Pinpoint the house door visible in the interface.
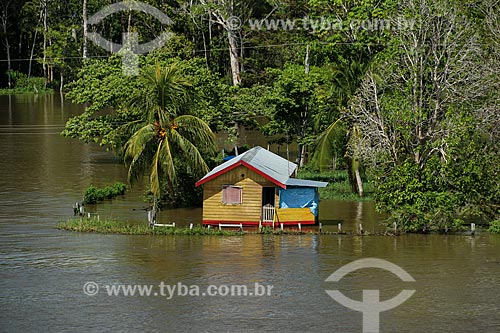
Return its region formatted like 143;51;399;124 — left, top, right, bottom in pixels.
262;187;275;223
262;187;275;206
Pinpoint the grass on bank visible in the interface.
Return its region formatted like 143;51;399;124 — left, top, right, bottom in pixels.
58;218;338;236
299;169;374;201
58;218;243;236
0;88;53;95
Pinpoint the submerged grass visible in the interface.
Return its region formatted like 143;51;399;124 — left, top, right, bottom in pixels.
58;218;244;236
58;218;354;236
298;169;374;201
0;88;53;95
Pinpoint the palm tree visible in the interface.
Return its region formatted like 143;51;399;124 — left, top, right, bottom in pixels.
123;64;216;201
313;59;369;197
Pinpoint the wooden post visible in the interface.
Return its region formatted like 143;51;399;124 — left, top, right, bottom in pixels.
393;222;397;235
471;223;476;236
280;223;284;231
207;225;211;230
298;223;302;232
359;224;363;235
338;223;342;234
319;222;322;234
189;223;193;230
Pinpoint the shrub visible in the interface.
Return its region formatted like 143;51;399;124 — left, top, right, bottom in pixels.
83;182;127;204
488;219;500;234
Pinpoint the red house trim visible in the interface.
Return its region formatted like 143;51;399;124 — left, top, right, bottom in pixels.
195;162;241;187
202;220;316;226
195;160;287;188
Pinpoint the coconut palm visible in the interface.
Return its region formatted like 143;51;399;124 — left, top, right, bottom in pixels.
313;59;369;196
123;64;216;200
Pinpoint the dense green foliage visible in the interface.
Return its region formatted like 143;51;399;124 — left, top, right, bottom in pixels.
298;169;373;201
489;219;500;234
3;0;499;232
83;182;127;204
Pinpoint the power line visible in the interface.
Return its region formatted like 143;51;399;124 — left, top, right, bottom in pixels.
0;41;381;63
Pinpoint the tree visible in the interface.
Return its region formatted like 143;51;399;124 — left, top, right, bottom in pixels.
123;64;217;201
347;0;499;231
262;63;331;167
0;0;23;87
313;59;370;196
348;0;487;168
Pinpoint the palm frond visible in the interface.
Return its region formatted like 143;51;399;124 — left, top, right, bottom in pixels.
143;64;192;126
174;115;217;155
157;137;176;195
150;141;163;199
169;128;210;176
312;118;346;172
123;124;155;183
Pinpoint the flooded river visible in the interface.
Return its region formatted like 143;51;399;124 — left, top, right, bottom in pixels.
1;94;499;332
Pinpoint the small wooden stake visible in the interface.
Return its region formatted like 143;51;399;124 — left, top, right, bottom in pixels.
298;223;302;232
319;222;322;234
471;223;476;236
189;223;193;230
338;223;342;233
359;224;363;235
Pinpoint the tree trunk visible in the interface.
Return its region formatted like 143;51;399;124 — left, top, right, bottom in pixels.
82;0;87;59
354;163;364;197
227;29;240;86
297;45;311;168
28;9;43;78
1;15;11;88
42;0;47;87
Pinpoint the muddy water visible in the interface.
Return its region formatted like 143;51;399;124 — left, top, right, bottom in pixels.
1;94;499;332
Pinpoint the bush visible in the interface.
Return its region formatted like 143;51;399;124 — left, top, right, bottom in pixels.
7;70;47;92
83;182;127;204
488;219;500;234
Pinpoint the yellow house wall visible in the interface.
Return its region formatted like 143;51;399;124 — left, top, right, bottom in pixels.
202;165;279;222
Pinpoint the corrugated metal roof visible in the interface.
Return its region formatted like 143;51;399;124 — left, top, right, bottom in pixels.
285;178;328;188
196;146;297;187
196;146;328;189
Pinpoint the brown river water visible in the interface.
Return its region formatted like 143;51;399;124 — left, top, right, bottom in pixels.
0;94;499;332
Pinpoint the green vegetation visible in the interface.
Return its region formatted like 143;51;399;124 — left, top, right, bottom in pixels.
58;218;326;236
3;0;499;233
0;71;51;95
83;182;127;204
58;218;244;236
122;64;216;203
299;170;373;201
489;219;500;234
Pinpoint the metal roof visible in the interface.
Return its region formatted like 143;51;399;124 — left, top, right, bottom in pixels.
285;178;328;188
195;146;328;189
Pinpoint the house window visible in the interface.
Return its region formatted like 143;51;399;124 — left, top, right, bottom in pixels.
222;185;242;204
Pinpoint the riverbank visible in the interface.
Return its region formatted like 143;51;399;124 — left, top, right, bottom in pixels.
58;218;355;236
58;218;492;236
0;88;53;95
299;170;374;201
